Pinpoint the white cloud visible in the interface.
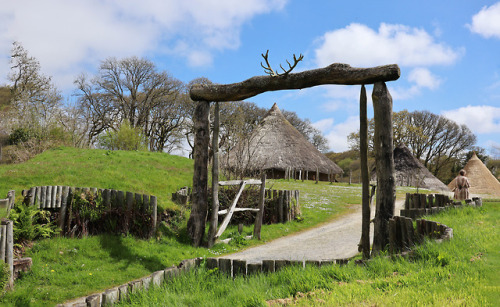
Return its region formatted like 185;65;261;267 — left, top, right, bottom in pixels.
313;116;359;152
315;23;462;68
468;2;500;39
408;67;442;90
0;0;287;89
442;105;500;134
313;23;462;102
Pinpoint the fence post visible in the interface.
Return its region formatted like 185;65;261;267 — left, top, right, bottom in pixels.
253;173;266;240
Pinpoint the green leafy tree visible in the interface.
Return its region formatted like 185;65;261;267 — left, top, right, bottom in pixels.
98;119;147;151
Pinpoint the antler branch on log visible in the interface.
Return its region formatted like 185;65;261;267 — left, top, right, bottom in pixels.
190;63;400;102
261;50;304;77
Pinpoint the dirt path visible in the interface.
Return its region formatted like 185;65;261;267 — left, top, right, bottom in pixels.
225;200;405;264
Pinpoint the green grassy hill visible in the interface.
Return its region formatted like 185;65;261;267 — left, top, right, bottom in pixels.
0;146;194;210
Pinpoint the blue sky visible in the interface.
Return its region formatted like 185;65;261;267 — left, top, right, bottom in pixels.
1;0;499;155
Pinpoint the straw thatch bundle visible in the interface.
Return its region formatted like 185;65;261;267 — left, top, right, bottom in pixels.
372;144;450;191
448;152;500;197
224;103;342;181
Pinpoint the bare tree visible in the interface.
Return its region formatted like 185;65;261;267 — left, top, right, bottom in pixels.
74;56;185;151
348;110;476;177
8;41;62;133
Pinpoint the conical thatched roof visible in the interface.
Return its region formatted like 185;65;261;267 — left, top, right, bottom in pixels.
372;144;450;191
448;153;500;197
225;103;342;177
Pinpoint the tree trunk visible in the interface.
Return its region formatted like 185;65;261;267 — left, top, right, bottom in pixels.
207;102;220;248
359;85;371;259
187;100;211;247
371;82;396;256
190;64;400;102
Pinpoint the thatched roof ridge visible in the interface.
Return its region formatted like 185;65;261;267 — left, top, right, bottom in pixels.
448;152;500;197
372;144;449;191
226;103;342;175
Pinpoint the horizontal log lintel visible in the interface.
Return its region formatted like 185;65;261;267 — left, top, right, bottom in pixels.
190;63;400;102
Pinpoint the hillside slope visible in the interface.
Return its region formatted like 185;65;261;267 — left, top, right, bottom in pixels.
0;146;193;210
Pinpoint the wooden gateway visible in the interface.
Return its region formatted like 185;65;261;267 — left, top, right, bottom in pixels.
188;55;400;257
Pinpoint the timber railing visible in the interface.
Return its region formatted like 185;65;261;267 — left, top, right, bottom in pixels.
400;193;482;219
23;186;157;238
0;219;13;289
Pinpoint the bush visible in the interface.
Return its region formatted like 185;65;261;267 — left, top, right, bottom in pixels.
8;128;32;145
9;204;58;244
98;120;147;151
0;261;9;294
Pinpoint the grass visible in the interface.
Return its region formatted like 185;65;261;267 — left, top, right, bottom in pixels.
0;147;370;305
115;201;499;306
0;146;194;211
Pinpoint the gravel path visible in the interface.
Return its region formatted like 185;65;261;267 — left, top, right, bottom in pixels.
225;200;405;264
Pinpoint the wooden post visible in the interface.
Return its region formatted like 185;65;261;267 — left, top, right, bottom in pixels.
253;173;266;240
371;82;396;256
188;100;210;247
359;84;371;259
4;220;13;288
150;195;157;237
46;186;52;209
59;186;69;232
208;102;220;248
40;186;46;209
51;186;57;208
0;224;5;262
316;167;319;184
278;190;284;223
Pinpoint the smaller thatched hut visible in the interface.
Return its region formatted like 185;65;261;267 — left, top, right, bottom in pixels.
224;103;342;181
448;152;500;197
372;144;449;191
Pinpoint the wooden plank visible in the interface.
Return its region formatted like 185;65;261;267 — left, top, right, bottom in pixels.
218;208;260;215
0;225;5;261
215;181;247;238
150;195;157;236
46;186;52;209
29;187;35;206
40;186;46;209
55;186;62;208
219;179;262;186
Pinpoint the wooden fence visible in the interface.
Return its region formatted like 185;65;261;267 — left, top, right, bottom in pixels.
264;189;300;223
389;216;453;254
23;186;157;238
0;219;13;289
400;193;482;219
0;190;15;216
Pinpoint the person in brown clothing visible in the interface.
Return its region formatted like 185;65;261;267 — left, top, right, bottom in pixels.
453;169;470;200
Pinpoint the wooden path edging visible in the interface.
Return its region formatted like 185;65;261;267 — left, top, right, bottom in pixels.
56;211;457;306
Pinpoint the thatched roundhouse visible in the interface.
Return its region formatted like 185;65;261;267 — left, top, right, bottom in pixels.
448;152;500;197
224;103;342;181
372;144;450;191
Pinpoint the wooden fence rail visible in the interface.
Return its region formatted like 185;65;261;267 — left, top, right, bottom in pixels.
23;186;157;238
400;193;482;219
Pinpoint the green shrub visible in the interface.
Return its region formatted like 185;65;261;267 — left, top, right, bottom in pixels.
8;128;33;145
9;204;58;244
98;120;147;151
0;261;9;294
